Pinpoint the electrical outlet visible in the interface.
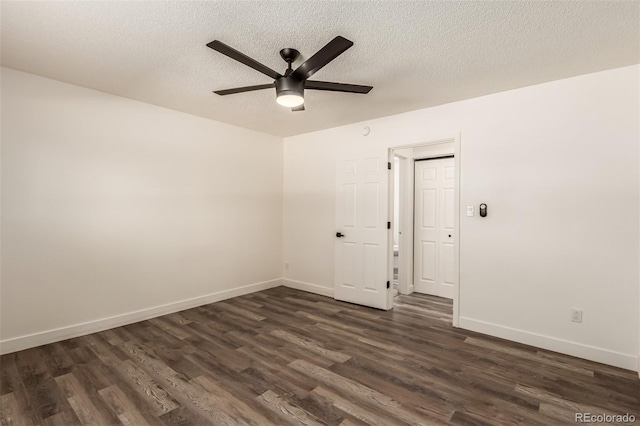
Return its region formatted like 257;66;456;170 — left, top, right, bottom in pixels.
571;309;583;323
284;262;289;270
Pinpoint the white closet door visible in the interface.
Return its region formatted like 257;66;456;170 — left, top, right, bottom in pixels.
414;157;455;298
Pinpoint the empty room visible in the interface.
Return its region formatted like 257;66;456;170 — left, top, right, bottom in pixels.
1;1;639;425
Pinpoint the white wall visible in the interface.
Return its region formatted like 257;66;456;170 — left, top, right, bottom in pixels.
283;65;640;370
1;68;284;352
281;135;339;297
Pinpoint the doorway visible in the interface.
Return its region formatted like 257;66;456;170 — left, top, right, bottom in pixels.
389;136;460;325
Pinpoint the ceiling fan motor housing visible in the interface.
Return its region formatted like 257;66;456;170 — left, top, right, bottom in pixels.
275;76;304;98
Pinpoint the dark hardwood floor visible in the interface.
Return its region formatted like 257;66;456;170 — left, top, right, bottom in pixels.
1;286;638;425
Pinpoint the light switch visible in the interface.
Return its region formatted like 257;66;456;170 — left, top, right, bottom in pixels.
466;205;474;217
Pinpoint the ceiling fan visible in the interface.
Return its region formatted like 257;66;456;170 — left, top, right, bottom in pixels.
207;36;373;111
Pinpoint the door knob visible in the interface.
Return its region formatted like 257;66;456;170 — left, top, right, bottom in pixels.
448;234;452;238
336;232;345;238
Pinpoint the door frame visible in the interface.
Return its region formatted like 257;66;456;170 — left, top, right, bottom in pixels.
393;153;413;296
388;134;461;327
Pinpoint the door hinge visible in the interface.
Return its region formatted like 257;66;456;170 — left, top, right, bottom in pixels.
388;162;391;170
386;281;390;289
387;221;391;229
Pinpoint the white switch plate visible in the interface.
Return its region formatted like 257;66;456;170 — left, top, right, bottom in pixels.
466;205;474;217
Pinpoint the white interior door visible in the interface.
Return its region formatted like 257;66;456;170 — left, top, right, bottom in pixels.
413;157;455;298
335;153;389;310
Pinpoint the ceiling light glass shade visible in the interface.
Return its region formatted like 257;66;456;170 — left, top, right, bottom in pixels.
276;94;304;107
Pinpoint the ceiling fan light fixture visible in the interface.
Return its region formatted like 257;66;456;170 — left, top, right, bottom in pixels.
275;76;304;107
276;93;304;107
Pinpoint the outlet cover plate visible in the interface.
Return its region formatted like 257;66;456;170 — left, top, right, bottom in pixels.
571;309;583;323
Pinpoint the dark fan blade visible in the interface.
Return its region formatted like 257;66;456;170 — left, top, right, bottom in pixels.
213;83;275;96
291;36;353;81
291;104;305;112
305;80;372;94
207;40;282;80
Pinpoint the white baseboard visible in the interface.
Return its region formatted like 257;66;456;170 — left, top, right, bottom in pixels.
282;279;334;298
0;278;282;355
459;316;638;372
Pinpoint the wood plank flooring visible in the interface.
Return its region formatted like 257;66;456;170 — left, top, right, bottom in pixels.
1;287;638;425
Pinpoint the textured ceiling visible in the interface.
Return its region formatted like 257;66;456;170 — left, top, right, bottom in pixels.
1;1;638;137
